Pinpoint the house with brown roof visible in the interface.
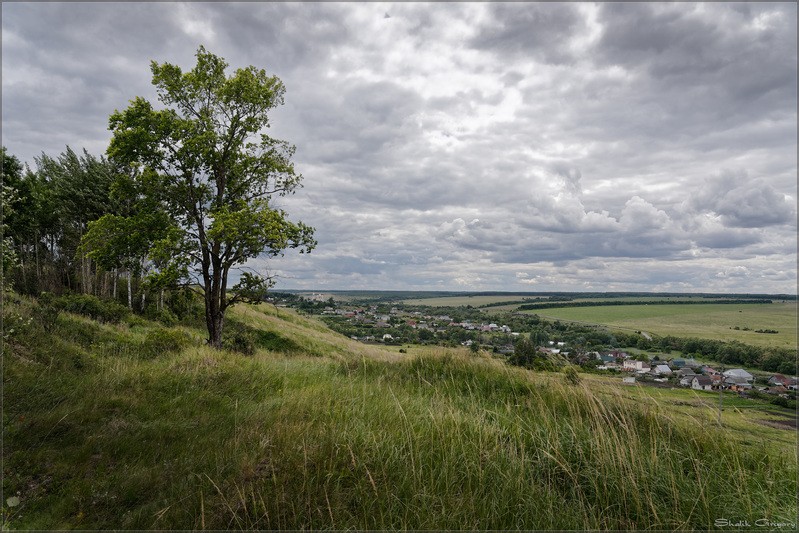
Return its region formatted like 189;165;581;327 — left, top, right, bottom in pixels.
691;376;713;391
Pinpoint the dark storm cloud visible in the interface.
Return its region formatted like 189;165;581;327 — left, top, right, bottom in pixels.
468;2;584;64
200;2;351;74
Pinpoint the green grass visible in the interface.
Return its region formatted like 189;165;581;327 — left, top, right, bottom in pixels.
523;302;797;348
3;293;796;530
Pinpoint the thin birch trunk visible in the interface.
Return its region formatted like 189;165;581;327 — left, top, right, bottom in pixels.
127;271;132;310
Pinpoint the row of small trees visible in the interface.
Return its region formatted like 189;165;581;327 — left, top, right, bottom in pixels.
2;47;315;347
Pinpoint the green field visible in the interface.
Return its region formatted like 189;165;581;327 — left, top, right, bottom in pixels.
401;295;541;307
523;302;797;348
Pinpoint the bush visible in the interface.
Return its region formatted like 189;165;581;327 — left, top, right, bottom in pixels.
139;328;191;359
747;389;767;400
144;305;178;326
564;365;582;385
222;322;256;355
55;294;129;323
166;289;204;322
769;395;796;409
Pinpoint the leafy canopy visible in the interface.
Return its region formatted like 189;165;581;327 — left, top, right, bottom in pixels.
103;46;315;344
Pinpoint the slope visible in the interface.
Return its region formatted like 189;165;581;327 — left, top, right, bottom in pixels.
3;295;796;530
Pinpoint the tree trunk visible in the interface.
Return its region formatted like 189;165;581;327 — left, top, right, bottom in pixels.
159;289;164;311
206;300;225;348
127;271;132;310
113;269;117;300
204;258;228;348
141;290;146;312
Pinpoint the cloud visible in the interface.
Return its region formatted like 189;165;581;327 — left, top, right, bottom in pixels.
2;2;796;293
688;170;796;228
468;3;586;64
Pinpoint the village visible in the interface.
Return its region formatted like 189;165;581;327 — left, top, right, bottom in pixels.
277;294;798;401
578;347;798;398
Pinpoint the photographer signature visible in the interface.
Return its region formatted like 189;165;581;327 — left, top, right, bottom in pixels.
715;518;796;529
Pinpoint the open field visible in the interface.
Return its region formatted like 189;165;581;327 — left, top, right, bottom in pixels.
521;302;797;348
401;295;541;307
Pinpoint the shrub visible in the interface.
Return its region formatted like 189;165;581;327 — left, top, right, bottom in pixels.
166;289;204;322
144;305;178;326
222;322;256;355
140;328;191;359
55;294;129;323
35;293;61;332
769;395;795;409
564;365;582;385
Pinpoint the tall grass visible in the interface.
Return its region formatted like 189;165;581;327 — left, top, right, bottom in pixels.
3;293;796;529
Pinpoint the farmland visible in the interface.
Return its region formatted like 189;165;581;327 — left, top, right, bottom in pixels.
401;295;542;307
520;302;796;349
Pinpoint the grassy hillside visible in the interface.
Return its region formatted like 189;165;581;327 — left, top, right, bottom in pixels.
3;293;796;530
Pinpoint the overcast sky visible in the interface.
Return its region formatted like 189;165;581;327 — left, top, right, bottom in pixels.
3;2;797;293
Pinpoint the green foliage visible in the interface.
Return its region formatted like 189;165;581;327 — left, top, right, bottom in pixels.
143;305;178;326
564;365;581;385
1;150;24;288
231;272;274;304
507;338;557;371
106;46;316;347
221;321;256;355
139;328;191;359
221;318;304;356
54;294;130;323
769;395;796;409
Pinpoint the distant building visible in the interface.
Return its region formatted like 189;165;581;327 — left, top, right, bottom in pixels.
724;376;753;391
691;376;713;391
652;364;673;376
723;369;753;382
624;360;650;372
768;374;798;389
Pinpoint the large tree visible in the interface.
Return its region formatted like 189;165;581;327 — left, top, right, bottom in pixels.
107;46;315;347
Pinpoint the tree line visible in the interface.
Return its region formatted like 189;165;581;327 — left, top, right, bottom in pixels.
515;299;773;311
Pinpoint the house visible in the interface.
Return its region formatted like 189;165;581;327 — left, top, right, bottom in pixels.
677;368;696;386
683;358;700;368
622;376;636;384
652;364;673;376
671;358;686;369
691;376;713;391
724;376;752;391
599;354;616;364
768;374;799;389
381;334;394;342
624;360;650;372
723;368;753;381
700;365;720;376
